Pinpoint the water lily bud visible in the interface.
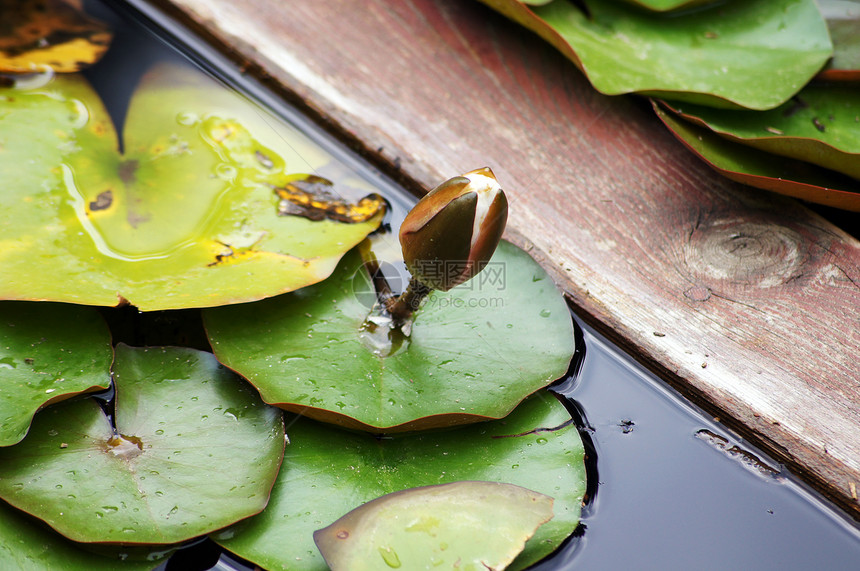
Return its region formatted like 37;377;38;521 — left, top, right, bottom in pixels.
399;167;508;291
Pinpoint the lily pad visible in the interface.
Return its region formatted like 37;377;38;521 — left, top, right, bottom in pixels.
0;501;158;570
203;240;574;432
0;0;112;73
0;61;384;310
616;0;718;11
0;345;285;544
479;0;832;109
213;392;586;571
314;481;554;571
1;301;112;447
653;100;860;211
817;0;860;80
660;86;860;180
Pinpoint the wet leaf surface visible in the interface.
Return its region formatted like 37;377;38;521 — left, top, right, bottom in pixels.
0;62;384;310
479;0;832;109
0;345;285;544
0;302;112;447
314;481;554;571
203;240;574;431
660;86;860;181
0;501;158;570
213;392;586;571
654;100;860;211
0;0;112;73
818;0;860;80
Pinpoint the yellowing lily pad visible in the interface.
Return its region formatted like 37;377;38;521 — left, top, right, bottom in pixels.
0;0;112;73
0;62;384;310
203;241;574;432
0;345;285;544
653;100;860;211
479;0;832;109
314;481;554;571
213;392;586;571
1;301;112;447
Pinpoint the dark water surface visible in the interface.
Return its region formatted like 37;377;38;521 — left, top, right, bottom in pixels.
540;320;860;570
44;1;860;568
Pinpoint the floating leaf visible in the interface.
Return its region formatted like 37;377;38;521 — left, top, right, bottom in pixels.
653;100;860;211
0;345;285;544
478;0;832;109
0;62;384;310
204;240;574;432
817;0;860;80
214;392;586;571
0;501;158;570
0;302;112;447
314;481;554;571
0;0;112;73
615;0;718;11
660;87;860;180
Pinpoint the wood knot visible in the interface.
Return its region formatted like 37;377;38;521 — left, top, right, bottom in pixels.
684;285;712;302
684;220;806;289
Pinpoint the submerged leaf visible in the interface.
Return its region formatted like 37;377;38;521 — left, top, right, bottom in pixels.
203;241;574;432
660;85;860;181
0;62;384;310
0;0;112;73
0;345;285;544
314;481;554;571
0;302;112;447
479;0;832;109
213;392;586;571
653;100;860;211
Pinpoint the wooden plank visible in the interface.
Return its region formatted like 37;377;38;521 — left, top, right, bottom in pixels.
143;0;860;516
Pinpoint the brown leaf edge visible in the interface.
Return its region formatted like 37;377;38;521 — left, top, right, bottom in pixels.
653;99;860;212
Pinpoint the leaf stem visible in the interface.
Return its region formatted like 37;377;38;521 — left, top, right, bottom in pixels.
385;277;432;328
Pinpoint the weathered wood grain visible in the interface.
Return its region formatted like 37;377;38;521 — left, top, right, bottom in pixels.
145;0;860;515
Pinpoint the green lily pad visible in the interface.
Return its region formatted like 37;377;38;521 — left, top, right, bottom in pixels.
660;86;860;180
314;481;554;571
203;240;574;432
213;392;586;571
1;301;112;447
479;0;832;109
0;501;158;570
0;345;285;544
524;0;716;11
818;0;860;80
0;62;384;310
653;100;860;211
616;0;718;11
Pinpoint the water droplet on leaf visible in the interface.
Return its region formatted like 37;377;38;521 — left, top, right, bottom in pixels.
378;546;401;568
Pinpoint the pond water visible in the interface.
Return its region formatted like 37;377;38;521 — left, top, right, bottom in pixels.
541;320;860;570
9;0;860;568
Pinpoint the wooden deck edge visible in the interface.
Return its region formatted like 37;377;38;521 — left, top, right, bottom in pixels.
140;0;860;518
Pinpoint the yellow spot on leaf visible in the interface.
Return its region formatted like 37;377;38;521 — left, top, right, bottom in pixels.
0;0;113;74
274;175;387;223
